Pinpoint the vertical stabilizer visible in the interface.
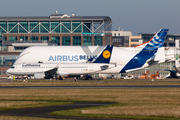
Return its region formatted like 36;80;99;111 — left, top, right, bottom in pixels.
121;29;168;73
92;45;113;63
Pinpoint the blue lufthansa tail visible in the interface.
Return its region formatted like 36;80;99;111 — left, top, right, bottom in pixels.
91;45;113;64
120;29;168;73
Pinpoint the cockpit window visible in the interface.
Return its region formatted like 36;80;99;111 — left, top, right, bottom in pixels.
10;66;15;68
38;61;43;63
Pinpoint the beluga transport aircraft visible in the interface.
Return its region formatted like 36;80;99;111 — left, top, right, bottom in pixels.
6;29;168;79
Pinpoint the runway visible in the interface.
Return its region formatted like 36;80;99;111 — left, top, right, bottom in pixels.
1;85;180;89
0;78;11;82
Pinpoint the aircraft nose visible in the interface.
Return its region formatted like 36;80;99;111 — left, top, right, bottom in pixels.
6;68;11;75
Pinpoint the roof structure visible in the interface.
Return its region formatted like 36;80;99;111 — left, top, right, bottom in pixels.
0;14;112;22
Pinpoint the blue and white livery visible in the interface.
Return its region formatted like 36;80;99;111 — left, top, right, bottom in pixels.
120;29;168;73
6;29;168;79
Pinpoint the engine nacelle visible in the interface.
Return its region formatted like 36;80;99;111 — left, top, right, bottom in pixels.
57;72;69;77
34;72;45;79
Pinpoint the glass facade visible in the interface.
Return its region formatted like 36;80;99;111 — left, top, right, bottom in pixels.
51;36;60;45
41;36;49;41
72;22;81;33
30;36;38;41
83;36;92;45
19;22;28;33
19;36;28;41
83;23;91;33
51;22;60;33
0;55;18;66
94;36;102;45
73;36;81;46
106;36;111;45
30;22;39;33
0;17;112;49
0;22;7;34
9;36;17;41
62;22;71;33
62;36;70;46
0;55;18;75
0;32;2;50
9;22;18;33
142;36;151;42
0;21;111;34
14;47;28;51
41;22;49;33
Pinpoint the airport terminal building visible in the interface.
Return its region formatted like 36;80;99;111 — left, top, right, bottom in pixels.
0;13;180;78
0;13;112;76
0;13;112;51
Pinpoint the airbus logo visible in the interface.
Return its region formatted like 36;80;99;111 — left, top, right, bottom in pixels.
48;46;104;62
48;55;97;61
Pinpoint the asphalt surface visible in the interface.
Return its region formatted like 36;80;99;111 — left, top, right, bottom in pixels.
1;85;180;89
0;78;11;82
0;101;128;120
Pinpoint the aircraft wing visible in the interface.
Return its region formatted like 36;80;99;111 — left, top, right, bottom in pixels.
34;67;58;79
164;69;179;78
164;69;177;73
45;62;61;76
148;68;178;78
44;67;58;77
34;62;60;79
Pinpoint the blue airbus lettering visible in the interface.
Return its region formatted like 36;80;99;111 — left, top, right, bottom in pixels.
48;55;97;61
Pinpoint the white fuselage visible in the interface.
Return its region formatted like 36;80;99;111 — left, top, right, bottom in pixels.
6;29;169;77
6;46;137;76
7;63;115;76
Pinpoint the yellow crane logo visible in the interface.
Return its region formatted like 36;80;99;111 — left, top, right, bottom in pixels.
103;50;111;59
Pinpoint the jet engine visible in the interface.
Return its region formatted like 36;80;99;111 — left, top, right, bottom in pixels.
34;72;54;79
34;72;45;79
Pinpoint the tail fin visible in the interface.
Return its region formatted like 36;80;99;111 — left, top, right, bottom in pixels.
92;45;113;63
142;29;168;51
135;29;168;50
121;29;168;73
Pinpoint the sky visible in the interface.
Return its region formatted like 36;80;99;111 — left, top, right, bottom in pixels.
0;0;180;35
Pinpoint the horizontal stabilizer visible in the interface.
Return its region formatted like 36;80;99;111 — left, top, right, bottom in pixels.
154;47;165;63
100;65;109;70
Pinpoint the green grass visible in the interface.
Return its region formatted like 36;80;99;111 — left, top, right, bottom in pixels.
0;100;72;110
0;80;180;119
52;108;180;120
0;115;62;120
